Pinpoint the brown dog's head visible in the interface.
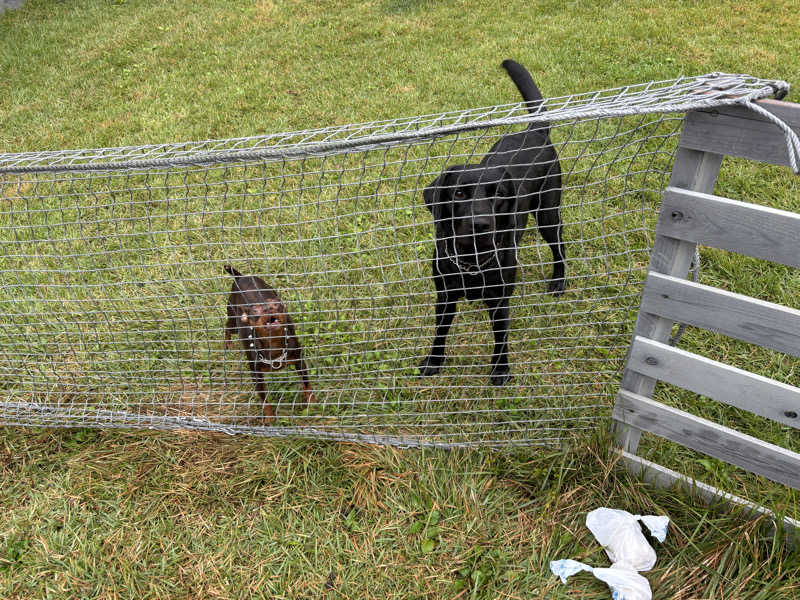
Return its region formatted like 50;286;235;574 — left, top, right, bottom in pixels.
240;299;289;358
424;165;518;263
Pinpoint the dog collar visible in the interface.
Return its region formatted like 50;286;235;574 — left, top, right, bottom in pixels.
247;328;289;369
441;247;497;274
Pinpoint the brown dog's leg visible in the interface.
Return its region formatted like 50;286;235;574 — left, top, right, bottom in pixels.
224;315;237;349
249;368;275;423
294;356;315;406
262;396;276;422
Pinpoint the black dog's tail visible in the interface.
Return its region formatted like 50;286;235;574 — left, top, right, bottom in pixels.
501;59;549;129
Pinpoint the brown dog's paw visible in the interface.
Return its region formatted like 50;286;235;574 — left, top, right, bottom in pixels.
302;387;316;406
262;404;276;424
224;328;238;350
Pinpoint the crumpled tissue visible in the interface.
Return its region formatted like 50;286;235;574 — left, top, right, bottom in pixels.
550;508;669;600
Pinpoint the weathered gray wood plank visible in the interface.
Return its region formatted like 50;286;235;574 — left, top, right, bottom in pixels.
619;450;800;541
641;272;800;358
680;100;800;167
614;148;723;452
614;390;800;489
628;336;800;429
658;187;800;269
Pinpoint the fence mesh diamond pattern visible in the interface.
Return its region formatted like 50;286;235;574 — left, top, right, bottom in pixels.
0;73;788;447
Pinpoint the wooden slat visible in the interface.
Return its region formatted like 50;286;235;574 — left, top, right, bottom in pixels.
613;390;800;489
614;148;722;453
658;187;800;269
619;451;800;541
641;272;800;358
680;99;800;167
627;336;800;429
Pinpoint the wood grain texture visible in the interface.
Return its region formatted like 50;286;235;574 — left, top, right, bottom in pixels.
641;272;800;358
614;390;800;489
613;148;722;452
657;187;800;268
628;336;800;429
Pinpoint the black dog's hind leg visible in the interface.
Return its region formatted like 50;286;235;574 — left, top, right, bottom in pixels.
419;290;461;376
485;296;512;386
535;201;566;295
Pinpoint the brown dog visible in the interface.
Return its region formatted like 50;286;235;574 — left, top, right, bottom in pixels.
224;265;313;420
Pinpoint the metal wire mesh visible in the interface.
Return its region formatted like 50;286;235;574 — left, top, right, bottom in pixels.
0;73;789;447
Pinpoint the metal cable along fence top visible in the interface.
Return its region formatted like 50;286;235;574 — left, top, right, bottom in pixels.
0;72;793;448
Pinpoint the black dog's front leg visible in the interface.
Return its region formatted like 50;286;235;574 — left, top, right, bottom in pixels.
419;290;461;377
485;296;511;386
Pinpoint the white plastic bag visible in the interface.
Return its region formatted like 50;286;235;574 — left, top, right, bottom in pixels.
586;508;669;571
550;508;669;600
550;560;652;600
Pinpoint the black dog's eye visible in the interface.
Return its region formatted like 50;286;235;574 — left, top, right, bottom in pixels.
453;189;466;200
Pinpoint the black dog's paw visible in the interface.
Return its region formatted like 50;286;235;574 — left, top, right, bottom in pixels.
418;355;444;377
490;365;511;386
548;277;566;296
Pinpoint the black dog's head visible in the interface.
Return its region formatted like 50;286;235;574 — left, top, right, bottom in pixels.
424;165;519;262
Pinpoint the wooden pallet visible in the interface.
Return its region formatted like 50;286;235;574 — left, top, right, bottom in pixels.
613;99;800;536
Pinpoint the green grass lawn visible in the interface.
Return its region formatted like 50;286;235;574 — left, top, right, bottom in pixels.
2;0;800;598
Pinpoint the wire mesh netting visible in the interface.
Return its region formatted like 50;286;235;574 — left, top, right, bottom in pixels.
0;73;790;447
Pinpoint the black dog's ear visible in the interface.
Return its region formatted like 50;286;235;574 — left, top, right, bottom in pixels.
423;170;450;218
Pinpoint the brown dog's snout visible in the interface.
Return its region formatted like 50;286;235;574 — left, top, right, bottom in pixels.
265;301;287;329
255;319;286;341
251;301;287;328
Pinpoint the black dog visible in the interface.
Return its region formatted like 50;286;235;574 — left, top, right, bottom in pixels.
224;265;313;420
419;59;565;386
